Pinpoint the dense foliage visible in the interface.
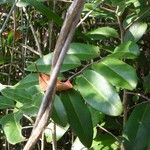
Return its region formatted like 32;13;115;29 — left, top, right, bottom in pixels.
0;0;150;149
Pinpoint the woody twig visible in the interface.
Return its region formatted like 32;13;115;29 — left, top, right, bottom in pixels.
23;0;84;149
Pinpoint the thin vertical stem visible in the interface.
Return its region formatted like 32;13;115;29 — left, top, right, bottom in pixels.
41;132;45;150
23;8;42;57
52;123;57;150
116;7;127;150
0;2;17;51
48;0;56;51
123;90;128;127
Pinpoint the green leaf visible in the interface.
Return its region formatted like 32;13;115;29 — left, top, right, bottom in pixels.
89;106;104;127
6;31;14;45
18;0;62;25
68;43;100;60
93;58;138;90
72;134;119;150
0;96;15;109
86;27;119;40
26;85;41;95
1;87;32;103
143;74;150;93
124;22;147;42
15;73;38;89
27;53;81;73
109;41;140;59
45;122;69;143
19;92;43;117
0;113;25;144
123;103;150;150
75;70;123;116
90;134;119;150
52;95;68;127
61;90;93;148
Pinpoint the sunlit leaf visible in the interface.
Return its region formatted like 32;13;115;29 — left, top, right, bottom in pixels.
0;113;25;144
68;43;100;60
86;27;119;40
109;41;140;59
72;134;119;150
45;122;69;143
27;53;81;73
76;70;123;116
90;134;119;150
93;58;138;90
124;22;147;42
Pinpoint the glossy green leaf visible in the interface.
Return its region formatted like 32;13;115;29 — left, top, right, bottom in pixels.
52;95;68;127
75;70;123;116
1;87;32;103
18;0;62;25
123;103;150;150
61;90;93;148
93;58;138;90
68;43;100;60
124;22;147;42
86;27;119;40
27;53;81;73
0;96;14;109
15;73;38;89
109;41;140;59
0;113;25;144
45;122;69;143
143;74;150;93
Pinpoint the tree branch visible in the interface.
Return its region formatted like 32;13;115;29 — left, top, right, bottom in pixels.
23;1;84;149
